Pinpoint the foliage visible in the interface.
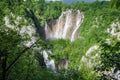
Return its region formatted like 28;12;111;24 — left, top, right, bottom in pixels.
98;38;120;71
49;39;71;62
111;0;120;9
0;0;120;80
80;62;99;80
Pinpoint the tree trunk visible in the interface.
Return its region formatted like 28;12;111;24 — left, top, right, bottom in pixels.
2;52;7;80
24;8;46;40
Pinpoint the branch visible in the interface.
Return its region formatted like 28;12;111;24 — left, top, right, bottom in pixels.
6;39;40;72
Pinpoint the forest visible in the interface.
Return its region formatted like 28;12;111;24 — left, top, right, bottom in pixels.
0;0;120;80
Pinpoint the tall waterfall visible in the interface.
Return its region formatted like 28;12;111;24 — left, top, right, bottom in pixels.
45;9;84;41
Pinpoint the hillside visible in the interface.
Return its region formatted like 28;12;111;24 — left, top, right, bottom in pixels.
0;0;120;80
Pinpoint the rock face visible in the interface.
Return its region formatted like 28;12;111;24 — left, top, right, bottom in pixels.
106;21;120;40
80;45;100;68
45;9;84;41
4;15;37;47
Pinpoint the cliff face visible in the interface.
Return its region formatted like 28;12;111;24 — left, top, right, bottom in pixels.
45;10;84;41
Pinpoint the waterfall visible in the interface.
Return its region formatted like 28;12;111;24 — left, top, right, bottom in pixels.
62;10;72;39
71;10;84;41
45;9;84;41
43;50;56;71
55;11;65;39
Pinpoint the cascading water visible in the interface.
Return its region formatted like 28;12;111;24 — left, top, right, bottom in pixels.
45;9;84;41
71;10;84;41
43;50;56;71
62;10;72;39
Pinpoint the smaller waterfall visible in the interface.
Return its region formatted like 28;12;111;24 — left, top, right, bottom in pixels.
43;50;56;71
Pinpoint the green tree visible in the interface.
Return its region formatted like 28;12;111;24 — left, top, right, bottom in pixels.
0;26;23;80
111;0;120;9
97;38;120;79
